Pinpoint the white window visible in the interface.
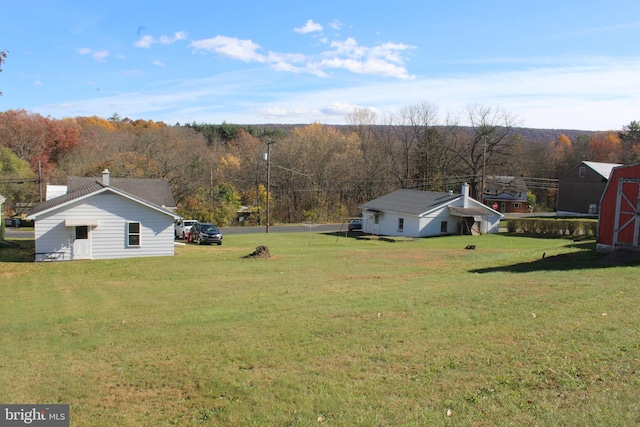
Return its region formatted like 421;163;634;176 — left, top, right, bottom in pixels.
513;202;522;209
440;221;448;233
127;222;141;246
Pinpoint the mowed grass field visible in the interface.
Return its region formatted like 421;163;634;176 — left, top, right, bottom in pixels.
1;232;639;426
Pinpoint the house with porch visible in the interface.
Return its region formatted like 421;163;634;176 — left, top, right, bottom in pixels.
358;183;503;238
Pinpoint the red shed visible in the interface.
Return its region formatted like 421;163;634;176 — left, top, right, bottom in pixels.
597;163;640;253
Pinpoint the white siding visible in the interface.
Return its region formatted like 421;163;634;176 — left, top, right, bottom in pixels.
362;199;501;238
34;192;175;261
418;207;457;237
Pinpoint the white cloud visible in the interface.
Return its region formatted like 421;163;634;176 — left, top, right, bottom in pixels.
77;47;110;62
321;102;362;116
92;51;109;62
190;36;265;62
294;20;323;34
34;80;43;86
189;34;415;79
319;38;416;79
328;20;343;30
153;60;166;67
134;35;155;48
135;31;186;48
160;31;187;44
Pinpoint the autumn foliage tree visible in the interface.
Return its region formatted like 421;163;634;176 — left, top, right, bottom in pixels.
587;132;622;163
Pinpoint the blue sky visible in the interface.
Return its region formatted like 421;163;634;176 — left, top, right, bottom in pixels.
2;0;640;130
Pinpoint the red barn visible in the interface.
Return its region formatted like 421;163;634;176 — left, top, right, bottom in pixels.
597;163;640;253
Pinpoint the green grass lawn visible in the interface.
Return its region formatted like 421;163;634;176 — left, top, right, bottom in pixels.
1;233;639;426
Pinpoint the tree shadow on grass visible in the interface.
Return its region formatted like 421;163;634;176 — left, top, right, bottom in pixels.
0;239;35;262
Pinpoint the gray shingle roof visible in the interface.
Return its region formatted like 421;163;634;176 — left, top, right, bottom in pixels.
27;182;106;217
359;189;461;215
68;176;176;208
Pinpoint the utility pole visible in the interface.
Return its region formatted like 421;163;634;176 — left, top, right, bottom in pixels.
264;139;273;233
481;136;486;204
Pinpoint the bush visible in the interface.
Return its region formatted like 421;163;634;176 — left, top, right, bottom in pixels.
506;218;598;237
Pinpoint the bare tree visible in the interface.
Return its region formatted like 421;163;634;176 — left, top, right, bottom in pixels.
444;105;521;200
345;107;391;201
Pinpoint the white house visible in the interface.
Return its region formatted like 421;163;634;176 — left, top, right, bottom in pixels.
27;170;180;261
358;183;503;238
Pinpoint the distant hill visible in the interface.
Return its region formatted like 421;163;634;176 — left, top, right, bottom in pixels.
251;123;596;143
512;127;595;143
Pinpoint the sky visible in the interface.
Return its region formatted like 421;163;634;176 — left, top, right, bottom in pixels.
2;0;640;131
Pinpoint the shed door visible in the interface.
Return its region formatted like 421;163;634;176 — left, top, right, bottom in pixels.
613;179;640;248
72;225;91;260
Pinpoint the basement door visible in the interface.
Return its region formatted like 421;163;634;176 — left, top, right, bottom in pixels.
613;178;640;248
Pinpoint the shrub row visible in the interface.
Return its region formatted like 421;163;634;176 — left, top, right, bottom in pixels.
506;218;598;237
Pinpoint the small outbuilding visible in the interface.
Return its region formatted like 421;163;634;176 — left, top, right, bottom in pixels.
27;170;180;261
597;163;640;253
557;161;621;216
358;183;503;238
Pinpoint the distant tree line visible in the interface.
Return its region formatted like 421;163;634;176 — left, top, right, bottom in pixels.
1;106;638;225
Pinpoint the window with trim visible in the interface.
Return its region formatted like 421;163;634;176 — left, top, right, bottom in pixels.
127;222;141;246
440;221;448;233
398;218;404;231
513;202;522;208
579;166;586;178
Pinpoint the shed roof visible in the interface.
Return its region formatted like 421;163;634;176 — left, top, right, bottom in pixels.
359;189;461;216
68;176;176;208
27;181;179;220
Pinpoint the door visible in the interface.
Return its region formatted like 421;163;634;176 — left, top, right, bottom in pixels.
72;225;91;259
613;179;640;248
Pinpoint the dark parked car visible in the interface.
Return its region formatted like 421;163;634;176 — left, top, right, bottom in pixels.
348;218;362;231
190;222;223;245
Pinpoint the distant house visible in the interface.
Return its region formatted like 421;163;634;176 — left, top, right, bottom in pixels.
557;161;621;216
27;170;180;261
482;176;529;213
597;163;640;253
358;183;503;238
